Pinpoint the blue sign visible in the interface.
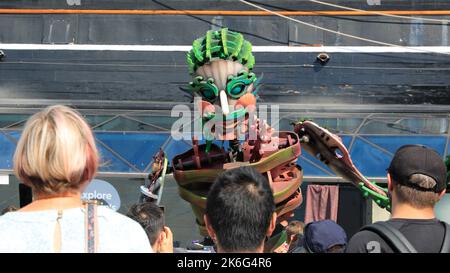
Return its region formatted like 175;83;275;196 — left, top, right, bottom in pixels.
82;179;121;211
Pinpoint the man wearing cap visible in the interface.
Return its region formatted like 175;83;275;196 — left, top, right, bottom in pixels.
346;145;449;253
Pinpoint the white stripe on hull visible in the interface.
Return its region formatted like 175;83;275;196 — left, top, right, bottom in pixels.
1;44;450;53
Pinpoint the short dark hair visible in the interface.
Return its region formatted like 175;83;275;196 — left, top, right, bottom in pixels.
286;220;305;237
206;166;275;252
127;202;164;245
393;174;441;208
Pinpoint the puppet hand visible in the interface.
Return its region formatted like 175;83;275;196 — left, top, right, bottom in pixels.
358;181;391;212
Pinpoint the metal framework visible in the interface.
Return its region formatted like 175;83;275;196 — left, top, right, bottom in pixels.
0;106;448;184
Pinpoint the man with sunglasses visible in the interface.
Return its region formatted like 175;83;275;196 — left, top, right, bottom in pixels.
346;145;450;253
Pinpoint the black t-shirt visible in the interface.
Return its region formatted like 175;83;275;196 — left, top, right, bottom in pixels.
345;218;446;253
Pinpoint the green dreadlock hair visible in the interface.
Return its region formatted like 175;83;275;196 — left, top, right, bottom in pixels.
186;28;255;75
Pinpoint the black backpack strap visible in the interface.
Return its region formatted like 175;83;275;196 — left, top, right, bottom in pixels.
440;222;450;253
361;222;417;253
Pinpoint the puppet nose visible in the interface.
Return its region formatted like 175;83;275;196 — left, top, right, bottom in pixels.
219;90;230;116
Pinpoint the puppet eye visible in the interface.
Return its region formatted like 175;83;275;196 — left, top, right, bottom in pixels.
228;83;246;99
200;87;217;101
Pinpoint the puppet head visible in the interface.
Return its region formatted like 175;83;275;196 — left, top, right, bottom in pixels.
186;28;259;140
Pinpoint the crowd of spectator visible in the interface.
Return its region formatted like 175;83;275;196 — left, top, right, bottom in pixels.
0;105;448;253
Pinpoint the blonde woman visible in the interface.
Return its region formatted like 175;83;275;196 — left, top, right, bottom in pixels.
0;105;152;253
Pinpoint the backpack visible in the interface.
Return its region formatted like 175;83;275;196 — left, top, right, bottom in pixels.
360;221;450;253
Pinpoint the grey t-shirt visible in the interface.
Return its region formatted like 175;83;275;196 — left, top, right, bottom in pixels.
0;206;153;253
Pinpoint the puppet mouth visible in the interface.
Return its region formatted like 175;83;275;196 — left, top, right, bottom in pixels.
203;106;247;121
203;108;250;140
200;94;257;140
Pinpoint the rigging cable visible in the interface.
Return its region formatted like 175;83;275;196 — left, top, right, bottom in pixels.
238;0;450;56
308;0;449;24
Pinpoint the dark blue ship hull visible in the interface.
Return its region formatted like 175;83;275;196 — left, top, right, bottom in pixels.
0;0;449;108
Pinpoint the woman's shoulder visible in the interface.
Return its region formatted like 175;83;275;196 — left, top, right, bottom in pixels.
0;207;138;228
0;210;59;223
0;206;142;230
0;211;55;250
96;206;147;233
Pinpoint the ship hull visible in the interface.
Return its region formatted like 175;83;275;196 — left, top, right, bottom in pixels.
0;0;449;108
0;47;449;108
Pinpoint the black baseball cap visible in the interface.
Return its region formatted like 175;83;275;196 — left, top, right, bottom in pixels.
387;145;447;193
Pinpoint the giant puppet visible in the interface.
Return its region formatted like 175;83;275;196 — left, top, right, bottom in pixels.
141;28;390;248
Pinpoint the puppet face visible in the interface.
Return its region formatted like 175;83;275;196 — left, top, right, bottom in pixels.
186;28;258;140
193;59;256;116
190;59;257;140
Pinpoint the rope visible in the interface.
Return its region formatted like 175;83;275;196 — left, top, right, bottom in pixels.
308;0;449;23
238;0;450;56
